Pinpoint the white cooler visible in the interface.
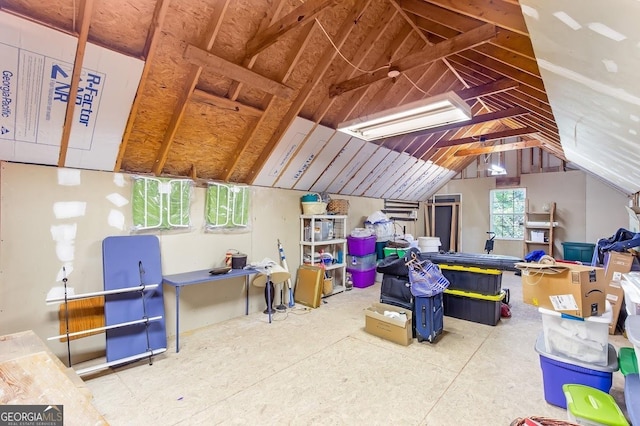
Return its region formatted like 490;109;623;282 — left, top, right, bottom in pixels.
539;301;612;366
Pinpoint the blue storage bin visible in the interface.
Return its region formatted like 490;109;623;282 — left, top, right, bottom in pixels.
624;373;640;425
534;333;618;408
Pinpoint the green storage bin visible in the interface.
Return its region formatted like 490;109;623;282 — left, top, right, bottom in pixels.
562;242;595;263
383;247;408;258
563;384;629;426
619;347;639;376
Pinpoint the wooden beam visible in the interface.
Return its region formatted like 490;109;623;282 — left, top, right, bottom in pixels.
151;0;230;176
184;45;295;99
454;139;543;156
191;89;263;117
221;22;315;181
311;3;397;123
454;78;518;100
57;0;94;167
400;0;535;59
422;0;529;36
228;0;287;101
248;0;372;182
435;127;538;149
329;23;496;97
397;106;528;141
115;0;170;171
245;0;337;57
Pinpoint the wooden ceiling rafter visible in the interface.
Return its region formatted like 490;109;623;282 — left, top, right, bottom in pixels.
434;127;539;149
150;0;231;176
271;3;399;189
454;139;544;157
191;89;263;118
183;45;295;99
329;22;497;97
389;0;482;109
115;0;171;171
423;0;529;36
57;0;95;167
310;3;399;124
328;24;416;127
455;78;518;101
220;20;317;181
247;0;373;183
399;0;535;60
227;0;288;101
448;65;559;140
446;54;551;106
244;0;338;57
416;18;542;80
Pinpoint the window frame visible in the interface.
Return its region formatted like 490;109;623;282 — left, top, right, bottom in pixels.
489;188;526;240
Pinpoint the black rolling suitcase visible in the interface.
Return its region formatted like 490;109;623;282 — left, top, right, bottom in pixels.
414;292;444;343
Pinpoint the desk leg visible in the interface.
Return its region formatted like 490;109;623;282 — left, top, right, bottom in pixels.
176;286;181;353
245;276;249;315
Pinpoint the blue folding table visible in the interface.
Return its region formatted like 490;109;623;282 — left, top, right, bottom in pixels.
163;268;256;352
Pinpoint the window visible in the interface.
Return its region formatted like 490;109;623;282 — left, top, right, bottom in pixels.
490;188;526;239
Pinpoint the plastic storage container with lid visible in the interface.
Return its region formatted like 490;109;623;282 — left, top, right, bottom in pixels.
626;315;640;365
539;302;613;366
534;333;618;409
563;384;629;426
621;277;640;315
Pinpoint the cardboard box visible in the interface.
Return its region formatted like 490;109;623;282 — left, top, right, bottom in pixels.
517;262;606;318
603;251;634;334
364;302;413;346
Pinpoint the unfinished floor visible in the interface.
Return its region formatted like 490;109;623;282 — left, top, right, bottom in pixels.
83;272;630;425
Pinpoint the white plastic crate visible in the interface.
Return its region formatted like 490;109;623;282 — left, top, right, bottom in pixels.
621;276;640;316
539;301;612;366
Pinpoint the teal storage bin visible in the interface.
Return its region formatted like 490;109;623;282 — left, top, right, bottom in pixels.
562;242;595;263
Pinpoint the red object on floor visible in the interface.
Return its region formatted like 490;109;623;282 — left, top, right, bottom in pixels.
501;302;512;318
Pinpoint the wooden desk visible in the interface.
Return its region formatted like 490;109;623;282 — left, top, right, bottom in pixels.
163;268;256;352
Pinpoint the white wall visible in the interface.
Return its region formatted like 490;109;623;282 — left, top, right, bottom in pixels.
0;162;385;362
437;170;629;257
1;162;630;363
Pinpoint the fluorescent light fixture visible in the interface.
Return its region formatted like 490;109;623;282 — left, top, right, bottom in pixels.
337;92;472;141
489;164;507;175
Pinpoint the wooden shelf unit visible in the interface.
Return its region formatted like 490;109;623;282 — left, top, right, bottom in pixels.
523;200;557;257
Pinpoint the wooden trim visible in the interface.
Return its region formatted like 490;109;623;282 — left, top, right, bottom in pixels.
454;78;518;100
454;139;543;156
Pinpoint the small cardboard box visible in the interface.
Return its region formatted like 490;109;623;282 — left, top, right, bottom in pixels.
364;302;413;346
530;230;545;243
603;251;634;334
517;262;606;318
